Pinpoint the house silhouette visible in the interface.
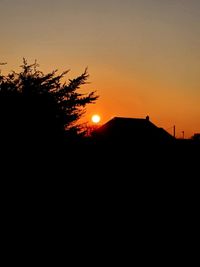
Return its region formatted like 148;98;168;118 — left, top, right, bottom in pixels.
92;116;175;146
192;133;200;142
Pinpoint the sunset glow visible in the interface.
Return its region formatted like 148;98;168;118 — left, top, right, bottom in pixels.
1;0;200;138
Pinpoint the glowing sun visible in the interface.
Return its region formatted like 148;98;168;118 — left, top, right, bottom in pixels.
91;114;101;124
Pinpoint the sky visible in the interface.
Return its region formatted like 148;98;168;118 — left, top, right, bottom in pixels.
0;0;200;137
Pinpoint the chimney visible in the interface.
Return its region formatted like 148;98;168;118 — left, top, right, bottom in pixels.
146;115;149;121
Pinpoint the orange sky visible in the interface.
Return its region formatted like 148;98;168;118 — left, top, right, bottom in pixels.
1;0;200;138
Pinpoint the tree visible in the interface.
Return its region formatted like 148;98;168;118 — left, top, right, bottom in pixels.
0;59;98;147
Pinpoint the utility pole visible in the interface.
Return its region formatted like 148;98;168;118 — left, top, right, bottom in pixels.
173;125;176;138
182;131;184;139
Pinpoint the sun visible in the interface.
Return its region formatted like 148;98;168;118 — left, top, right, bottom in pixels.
91;114;101;124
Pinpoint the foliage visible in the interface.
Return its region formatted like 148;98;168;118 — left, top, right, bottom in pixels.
0;59;98;145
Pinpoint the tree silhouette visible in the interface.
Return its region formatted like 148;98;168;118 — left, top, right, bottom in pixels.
0;59;98;147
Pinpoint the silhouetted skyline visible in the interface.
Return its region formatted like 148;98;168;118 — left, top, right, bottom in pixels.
1;0;200;137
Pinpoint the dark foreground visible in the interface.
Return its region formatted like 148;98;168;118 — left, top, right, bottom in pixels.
2;138;199;195
1;140;199;263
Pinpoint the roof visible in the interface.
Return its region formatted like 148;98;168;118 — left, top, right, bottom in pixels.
93;116;174;144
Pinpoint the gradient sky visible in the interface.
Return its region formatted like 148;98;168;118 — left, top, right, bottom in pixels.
1;0;200;137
